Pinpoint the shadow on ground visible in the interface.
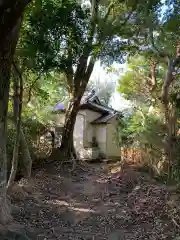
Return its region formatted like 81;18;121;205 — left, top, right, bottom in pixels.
9;162;180;240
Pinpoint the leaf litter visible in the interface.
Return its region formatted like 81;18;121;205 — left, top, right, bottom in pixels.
8;162;180;239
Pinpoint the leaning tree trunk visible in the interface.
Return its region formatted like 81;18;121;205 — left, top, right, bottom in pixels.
59;60;95;164
57;0;98;164
59;96;81;160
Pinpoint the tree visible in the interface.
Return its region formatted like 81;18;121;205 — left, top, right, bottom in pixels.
118;15;180;178
118;55;163;105
117;55;168;174
20;0;162;161
8;62;34;184
0;0;31;224
141;1;180;178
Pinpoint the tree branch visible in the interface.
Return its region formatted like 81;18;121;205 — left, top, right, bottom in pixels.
12;61;23;116
161;43;180;103
149;28;169;58
161;57;174;103
172;42;180;68
74;0;99;92
150;59;157;91
103;2;114;23
12;61;23;82
26;76;40;104
65;35;74;94
65;70;73;94
85;56;95;81
121;1;139;27
77;56;96;98
95;0;139;56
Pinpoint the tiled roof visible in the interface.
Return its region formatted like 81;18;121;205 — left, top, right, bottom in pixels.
54;92;123;121
54;102;65;111
80;101;115;113
80;92;101;105
80;93;118;114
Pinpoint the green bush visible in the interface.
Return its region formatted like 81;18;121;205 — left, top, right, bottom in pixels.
118;107;168;175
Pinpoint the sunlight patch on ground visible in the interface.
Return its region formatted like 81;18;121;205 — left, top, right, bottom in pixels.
110;166;122;174
133;185;141;191
69;207;95;213
96;178;109;183
46;199;95;213
50;200;69;206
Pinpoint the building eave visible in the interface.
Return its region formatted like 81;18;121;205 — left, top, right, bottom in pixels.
91;112;122;124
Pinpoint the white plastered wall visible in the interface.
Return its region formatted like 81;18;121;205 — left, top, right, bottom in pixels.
82;109;101;147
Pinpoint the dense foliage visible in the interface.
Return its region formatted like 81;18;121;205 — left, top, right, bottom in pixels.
118;42;180;179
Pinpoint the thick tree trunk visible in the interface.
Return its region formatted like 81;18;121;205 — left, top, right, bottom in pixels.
59;97;81;160
0;87;12;223
161;58;178;180
58;51;95;164
0;29;18;225
161;42;180;180
165;103;177;180
161;58;174;104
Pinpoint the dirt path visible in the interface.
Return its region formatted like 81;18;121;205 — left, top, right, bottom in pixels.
10;162;180;239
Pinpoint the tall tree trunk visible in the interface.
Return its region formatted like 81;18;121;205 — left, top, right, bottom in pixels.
7;64;23;188
12;63;32;179
161;43;180;180
57;0;98;165
7;96;22;188
0;67;12;223
165;103;177;180
59;96;81;160
59;57;95;163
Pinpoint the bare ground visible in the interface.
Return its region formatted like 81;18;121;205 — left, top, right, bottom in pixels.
9;162;180;239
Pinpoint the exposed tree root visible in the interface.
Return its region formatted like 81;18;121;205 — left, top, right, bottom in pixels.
50;145;89;174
